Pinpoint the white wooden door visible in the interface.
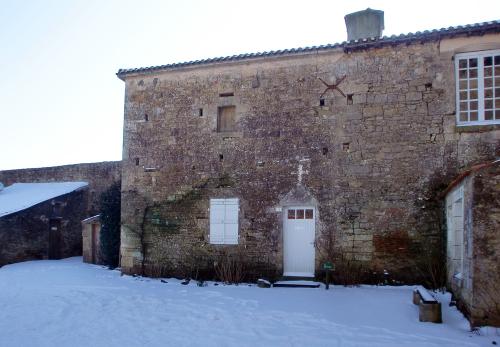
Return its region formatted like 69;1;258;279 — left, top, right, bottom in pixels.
283;207;315;277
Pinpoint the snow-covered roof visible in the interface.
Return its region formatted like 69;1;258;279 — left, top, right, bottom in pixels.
0;182;88;218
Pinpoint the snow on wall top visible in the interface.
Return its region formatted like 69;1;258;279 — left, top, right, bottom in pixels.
0;182;88;218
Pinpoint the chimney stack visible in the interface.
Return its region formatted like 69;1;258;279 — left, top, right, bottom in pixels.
344;8;384;41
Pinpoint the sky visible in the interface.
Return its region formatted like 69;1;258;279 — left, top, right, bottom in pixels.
1;0;499;170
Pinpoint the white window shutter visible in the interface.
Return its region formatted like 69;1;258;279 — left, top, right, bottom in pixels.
209;198;239;245
210;200;225;244
224;200;239;245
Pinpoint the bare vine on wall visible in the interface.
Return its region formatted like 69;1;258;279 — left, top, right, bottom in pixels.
317;205;367;286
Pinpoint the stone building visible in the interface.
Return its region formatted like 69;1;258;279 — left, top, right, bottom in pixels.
116;9;499;300
0;182;88;266
444;159;500;326
0;161;121;216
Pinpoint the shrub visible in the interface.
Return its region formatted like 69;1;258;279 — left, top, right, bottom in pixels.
99;181;121;268
214;250;245;284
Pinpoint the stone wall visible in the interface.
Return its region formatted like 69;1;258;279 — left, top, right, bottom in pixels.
471;163;500;327
0;189;88;266
0;161;121;216
119;34;500;282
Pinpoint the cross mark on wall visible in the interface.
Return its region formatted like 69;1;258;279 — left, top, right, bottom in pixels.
292;164;309;184
318;75;347;98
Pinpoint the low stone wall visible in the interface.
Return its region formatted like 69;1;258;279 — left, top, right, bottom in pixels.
0;161;121;216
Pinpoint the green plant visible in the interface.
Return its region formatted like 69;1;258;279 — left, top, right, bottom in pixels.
99;181;121;268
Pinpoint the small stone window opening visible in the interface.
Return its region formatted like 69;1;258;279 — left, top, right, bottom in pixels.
342;143;350;151
217;106;236;132
425;83;432;91
219;92;234;97
144;114;149;121
135;158;140;166
199;108;203;117
319;98;325;107
219;154;224;161
322;147;328;155
347;94;354;105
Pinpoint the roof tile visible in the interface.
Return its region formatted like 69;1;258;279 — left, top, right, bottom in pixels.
117;20;500;78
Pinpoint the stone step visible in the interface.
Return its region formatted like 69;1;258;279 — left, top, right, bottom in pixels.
273;280;321;288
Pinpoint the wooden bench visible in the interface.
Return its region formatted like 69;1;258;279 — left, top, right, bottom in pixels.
413;286;442;323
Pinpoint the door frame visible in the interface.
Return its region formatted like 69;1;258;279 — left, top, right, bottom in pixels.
282;206;316;277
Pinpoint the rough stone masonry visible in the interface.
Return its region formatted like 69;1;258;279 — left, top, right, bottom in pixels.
117;27;500;284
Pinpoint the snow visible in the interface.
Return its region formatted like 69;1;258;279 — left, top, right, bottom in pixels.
0;182;88;217
0;258;498;347
415;285;437;302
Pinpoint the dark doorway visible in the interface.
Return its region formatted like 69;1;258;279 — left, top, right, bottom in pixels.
48;219;62;259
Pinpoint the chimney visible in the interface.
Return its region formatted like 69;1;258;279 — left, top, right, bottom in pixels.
344;8;384;41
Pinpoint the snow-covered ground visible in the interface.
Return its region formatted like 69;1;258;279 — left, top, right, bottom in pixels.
0;258;498;347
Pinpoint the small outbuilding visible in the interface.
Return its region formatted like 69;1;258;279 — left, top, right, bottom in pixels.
0;182;89;266
82;215;103;264
444;159;500;327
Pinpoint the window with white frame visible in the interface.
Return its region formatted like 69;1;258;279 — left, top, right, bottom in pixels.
455;49;500;125
209;198;239;245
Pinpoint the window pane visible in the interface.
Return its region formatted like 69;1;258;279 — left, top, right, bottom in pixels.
460;102;468;111
288;209;295;219
495;55;500;65
496;110;500;120
305;209;313;219
485;99;493;109
484;56;493;66
496;87;500;96
459;112;468;122
459;80;468;90
470;111;478;121
470;79;478;89
495;77;500;86
485;78;493;88
459;70;467;79
470;101;478;110
459;91;468;100
485;67;493;77
459;59;468;68
296;209;304;219
495;98;500;108
469;58;477;68
469;69;477;78
485;88;493;98
495;66;500;76
485;110;494;120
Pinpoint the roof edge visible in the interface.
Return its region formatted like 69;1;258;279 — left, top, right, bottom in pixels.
117;19;500;80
